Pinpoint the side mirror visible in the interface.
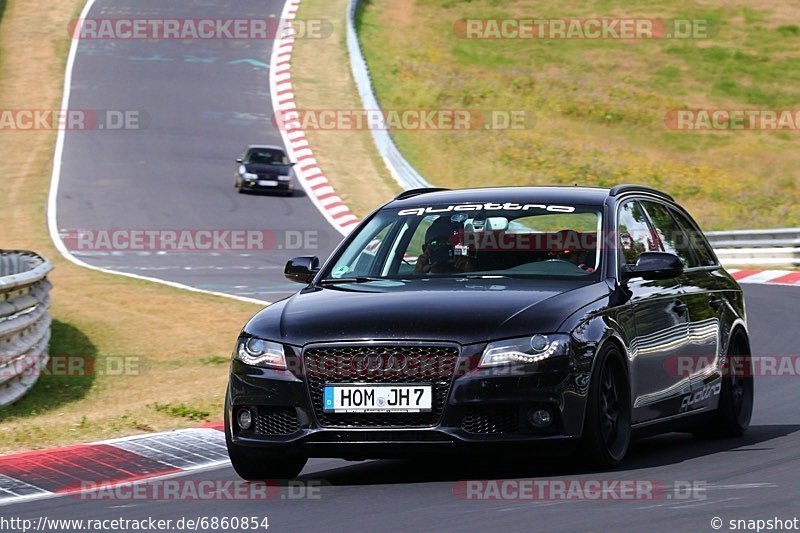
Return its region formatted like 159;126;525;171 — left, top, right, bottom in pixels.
284;256;319;284
621;252;683;281
236;158;243;164
289;161;297;166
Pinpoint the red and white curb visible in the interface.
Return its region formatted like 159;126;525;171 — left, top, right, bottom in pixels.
270;0;360;236
729;269;800;286
0;424;226;506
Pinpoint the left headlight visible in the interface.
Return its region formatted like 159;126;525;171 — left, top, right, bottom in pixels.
235;337;287;369
478;334;571;368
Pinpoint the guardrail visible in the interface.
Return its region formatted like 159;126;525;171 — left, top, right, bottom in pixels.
346;0;433;190
706;228;800;267
0;251;53;406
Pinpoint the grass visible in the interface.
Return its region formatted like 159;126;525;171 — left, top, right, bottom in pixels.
0;0;260;453
355;0;800;230
292;0;399;217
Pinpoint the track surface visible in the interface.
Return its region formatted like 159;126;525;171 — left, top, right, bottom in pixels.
5;284;799;531
40;0;800;531
55;0;339;302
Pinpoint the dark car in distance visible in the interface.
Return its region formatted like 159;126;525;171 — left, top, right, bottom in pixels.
234;144;295;196
225;185;754;479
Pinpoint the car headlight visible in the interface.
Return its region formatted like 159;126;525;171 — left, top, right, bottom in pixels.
478;334;571;368
242;172;258;180
235;337;287;369
278;175;291;181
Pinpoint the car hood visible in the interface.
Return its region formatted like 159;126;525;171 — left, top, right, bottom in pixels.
242;163;292;175
244;278;610;346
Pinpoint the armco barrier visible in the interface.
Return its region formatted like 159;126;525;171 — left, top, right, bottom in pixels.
707;228;800;267
0;250;53;406
346;0;432;190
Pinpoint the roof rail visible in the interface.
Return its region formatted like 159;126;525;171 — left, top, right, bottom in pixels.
394;187;450;200
608;184;674;201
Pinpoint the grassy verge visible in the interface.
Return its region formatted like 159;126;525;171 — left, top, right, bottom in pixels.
355;0;800;230
0;0;260;453
293;0;399;217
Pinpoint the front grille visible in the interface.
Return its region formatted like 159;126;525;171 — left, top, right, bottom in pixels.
254;407;301;435
461;406;519;434
304;344;459;428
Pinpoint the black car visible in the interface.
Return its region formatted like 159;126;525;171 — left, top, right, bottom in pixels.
225;185;753;479
234;144;295;196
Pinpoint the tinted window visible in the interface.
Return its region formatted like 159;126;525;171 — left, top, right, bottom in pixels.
640;201;696;268
669;208;718;267
617;201;660;265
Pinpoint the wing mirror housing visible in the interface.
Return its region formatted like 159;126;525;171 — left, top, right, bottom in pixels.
285;256;320;284
621;252;683;281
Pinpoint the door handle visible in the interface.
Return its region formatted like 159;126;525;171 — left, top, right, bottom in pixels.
709;296;724;311
673;300;688;316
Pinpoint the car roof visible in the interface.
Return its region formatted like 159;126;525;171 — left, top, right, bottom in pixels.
246;144;285;152
387;186;613;208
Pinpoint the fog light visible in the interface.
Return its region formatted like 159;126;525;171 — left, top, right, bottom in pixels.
237;408;253;430
528;408;552;428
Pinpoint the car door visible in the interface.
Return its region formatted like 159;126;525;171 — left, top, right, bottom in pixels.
617;199;691;423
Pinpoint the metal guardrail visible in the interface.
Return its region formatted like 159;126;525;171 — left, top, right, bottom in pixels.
706;228;800;267
346;2;797;268
346;0;432;190
0;251;53;406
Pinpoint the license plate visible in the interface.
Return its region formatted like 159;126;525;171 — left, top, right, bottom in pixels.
323;384;432;413
258;180;278;186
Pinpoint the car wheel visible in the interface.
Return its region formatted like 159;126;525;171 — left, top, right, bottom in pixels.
579;344;631;468
224;404;307;480
692;333;753;439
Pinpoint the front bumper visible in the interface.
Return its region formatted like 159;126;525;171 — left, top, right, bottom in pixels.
227;343;590;459
239;177;293;192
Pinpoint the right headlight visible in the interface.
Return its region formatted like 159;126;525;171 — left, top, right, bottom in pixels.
235;337;286;369
478;333;571;368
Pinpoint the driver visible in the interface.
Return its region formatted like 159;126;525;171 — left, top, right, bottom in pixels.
415;216;474;274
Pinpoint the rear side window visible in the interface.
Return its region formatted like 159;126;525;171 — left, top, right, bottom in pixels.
640;201;697;268
617;201;660;265
669;208;718;267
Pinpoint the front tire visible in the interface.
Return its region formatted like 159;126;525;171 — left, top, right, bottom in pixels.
579;344;632;468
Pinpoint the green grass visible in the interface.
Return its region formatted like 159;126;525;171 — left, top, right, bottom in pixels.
151;403;212;422
357;1;800;230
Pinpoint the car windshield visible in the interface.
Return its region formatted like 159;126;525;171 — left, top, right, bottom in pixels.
246;148;289;165
323;204;603;281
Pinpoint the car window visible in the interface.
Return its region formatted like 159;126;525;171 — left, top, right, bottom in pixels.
669;208;718;267
617;201;660;265
246;148;289;165
640;201;697;268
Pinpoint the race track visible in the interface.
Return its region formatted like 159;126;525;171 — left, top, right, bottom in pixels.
32;0;800;530
54;0;339;303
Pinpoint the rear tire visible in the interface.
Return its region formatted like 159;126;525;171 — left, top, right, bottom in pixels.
224;406;307;480
578;344;631;468
692;333;753;439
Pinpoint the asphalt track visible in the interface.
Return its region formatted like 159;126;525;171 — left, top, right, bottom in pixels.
54;0;339;303
38;0;800;531
3;283;797;531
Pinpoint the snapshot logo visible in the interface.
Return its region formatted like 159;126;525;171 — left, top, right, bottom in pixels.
273;109;534;131
665;109;800;131
454;479;707;501
61;229;319;252
0;109;148;131
454;18;712;40
0;355;146;380
69;18;332;40
78;479;325;501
